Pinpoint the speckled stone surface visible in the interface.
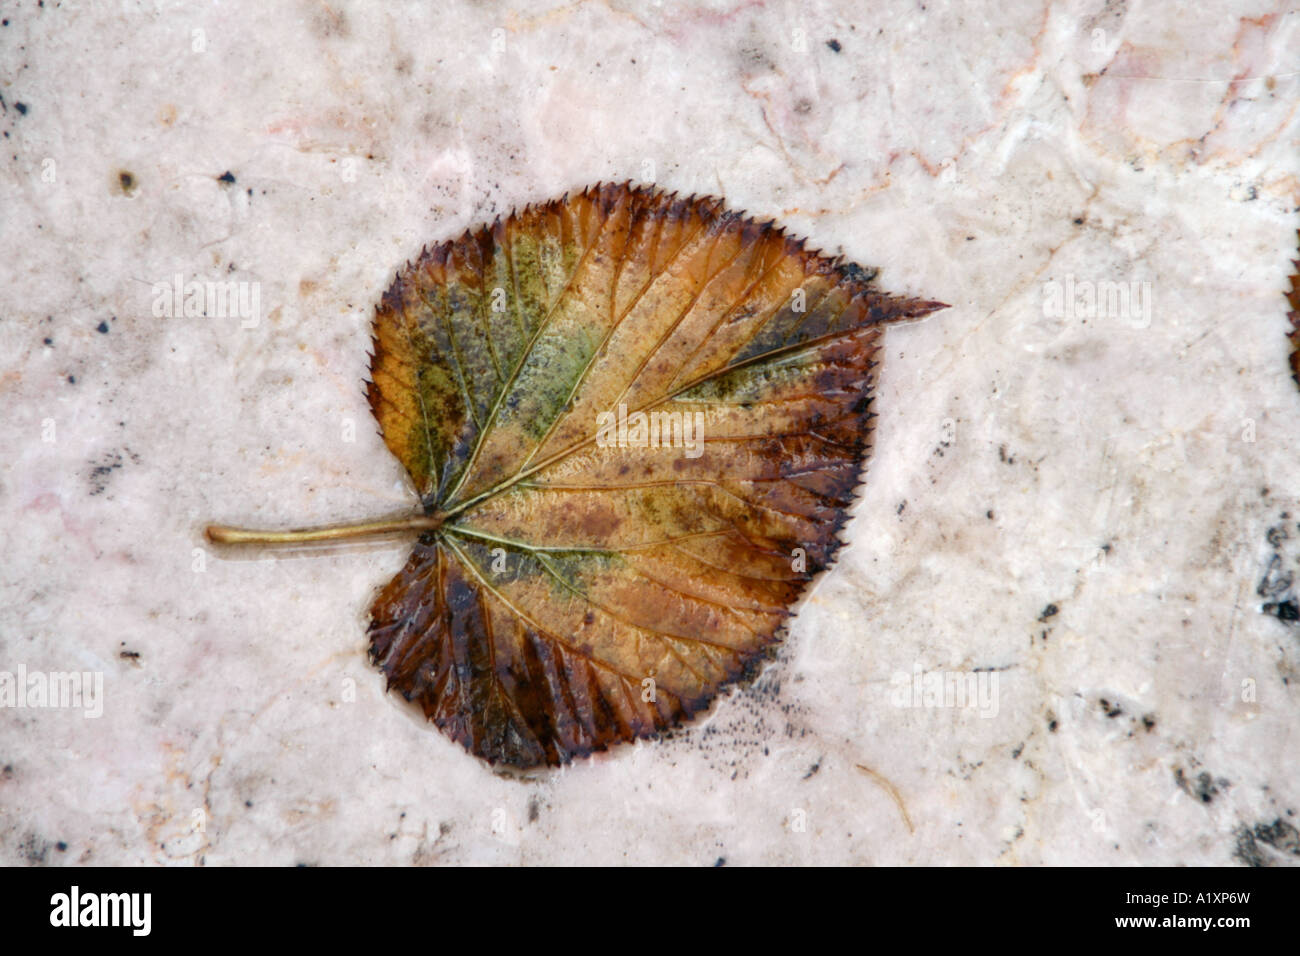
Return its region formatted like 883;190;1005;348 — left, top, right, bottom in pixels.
1;0;1297;866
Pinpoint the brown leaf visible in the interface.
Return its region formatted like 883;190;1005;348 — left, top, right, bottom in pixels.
1288;227;1300;387
360;182;946;767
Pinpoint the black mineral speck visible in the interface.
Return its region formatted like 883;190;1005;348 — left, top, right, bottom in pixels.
826;39;842;52
1264;599;1299;622
15;102;27;115
217;170;236;184
1175;767;1227;804
87;448;140;496
96;320;109;334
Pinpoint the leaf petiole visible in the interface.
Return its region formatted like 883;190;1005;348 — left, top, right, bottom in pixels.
204;513;444;545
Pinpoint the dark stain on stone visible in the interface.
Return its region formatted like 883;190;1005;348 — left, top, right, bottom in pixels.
1234;826;1266;867
738;43;773;71
312;4;350;40
19;833;51;864
1175;767;1228;804
1258;514;1300;627
1254;817;1300;852
1252;818;1300;855
1263;598;1299;622
1235;817;1300;866
88;448;141;496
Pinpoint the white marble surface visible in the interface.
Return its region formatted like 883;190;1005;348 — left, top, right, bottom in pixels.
1;0;1297;865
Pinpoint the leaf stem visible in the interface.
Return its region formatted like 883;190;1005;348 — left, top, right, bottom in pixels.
205;513;443;545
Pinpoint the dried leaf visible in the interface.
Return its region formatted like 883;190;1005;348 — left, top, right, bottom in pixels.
1289;228;1300;387
359;182;945;767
